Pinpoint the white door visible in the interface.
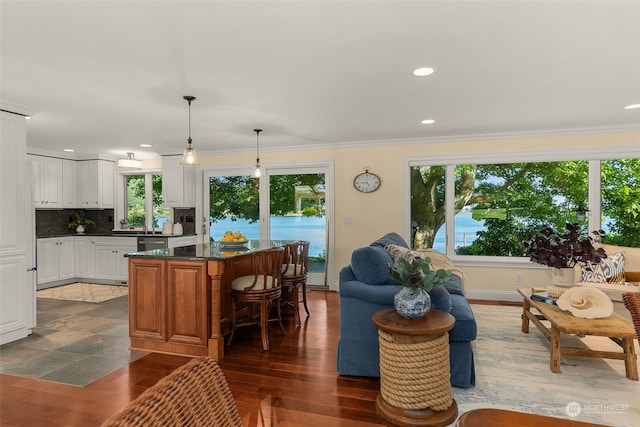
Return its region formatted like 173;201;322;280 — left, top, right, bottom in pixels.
0;112;35;345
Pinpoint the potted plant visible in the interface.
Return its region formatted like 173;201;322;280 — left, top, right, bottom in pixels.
67;212;95;234
524;223;606;286
388;256;452;319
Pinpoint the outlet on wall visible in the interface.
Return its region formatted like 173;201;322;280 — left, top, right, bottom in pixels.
516;273;523;282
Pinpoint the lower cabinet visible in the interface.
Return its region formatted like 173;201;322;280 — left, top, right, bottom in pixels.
129;259;209;355
89;237;136;282
36;237;75;285
37;236;137;285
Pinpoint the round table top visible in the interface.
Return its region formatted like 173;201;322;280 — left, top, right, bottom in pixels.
372;308;455;336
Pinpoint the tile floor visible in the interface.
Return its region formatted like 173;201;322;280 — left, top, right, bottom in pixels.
0;295;147;386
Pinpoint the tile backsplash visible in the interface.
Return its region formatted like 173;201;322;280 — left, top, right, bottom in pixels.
36;209;114;237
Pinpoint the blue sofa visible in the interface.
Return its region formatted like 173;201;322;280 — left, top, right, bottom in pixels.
337;232;477;388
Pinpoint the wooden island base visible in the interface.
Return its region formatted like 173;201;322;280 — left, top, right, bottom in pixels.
127;243;279;360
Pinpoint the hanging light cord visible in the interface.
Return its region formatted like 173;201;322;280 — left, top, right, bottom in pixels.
187;98;193;146
254;129;262;163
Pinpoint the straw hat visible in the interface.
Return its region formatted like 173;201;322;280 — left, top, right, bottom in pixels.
556;286;613;319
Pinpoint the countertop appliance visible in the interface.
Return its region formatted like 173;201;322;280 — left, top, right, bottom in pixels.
137;236;169;251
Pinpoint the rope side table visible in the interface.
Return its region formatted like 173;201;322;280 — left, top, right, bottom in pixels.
372;308;458;427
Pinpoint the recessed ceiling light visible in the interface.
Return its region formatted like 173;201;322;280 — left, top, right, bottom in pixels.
25;116;32;120
421;119;436;125
63;149;75;152
140;144;152;147
624;104;640;110
413;67;436;77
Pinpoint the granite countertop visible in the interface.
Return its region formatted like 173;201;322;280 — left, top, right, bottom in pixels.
125;240;292;261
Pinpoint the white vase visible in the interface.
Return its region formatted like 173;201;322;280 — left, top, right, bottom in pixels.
394;287;431;320
75;225;85;234
551;267;574;288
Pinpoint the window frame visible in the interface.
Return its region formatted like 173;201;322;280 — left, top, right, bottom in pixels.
403;146;640;267
115;169;164;232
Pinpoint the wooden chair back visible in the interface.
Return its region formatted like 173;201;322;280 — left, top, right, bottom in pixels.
282;240;310;279
234;247;285;292
101;357;241;427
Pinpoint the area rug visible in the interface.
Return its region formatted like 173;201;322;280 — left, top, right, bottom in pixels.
453;304;640;427
37;283;128;303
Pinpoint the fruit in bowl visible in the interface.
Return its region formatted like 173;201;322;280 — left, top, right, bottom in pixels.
220;231;247;242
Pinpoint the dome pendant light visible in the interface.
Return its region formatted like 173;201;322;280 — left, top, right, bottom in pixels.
253;129;262;178
180;95;198;165
116;152;142;169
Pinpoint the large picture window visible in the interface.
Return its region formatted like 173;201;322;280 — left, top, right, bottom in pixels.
408;155;640;259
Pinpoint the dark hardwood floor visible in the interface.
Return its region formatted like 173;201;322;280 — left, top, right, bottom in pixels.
0;290;386;427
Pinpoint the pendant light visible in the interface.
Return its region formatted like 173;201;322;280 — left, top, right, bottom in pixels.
116;152;142;169
253;128;262;177
181;95;198;165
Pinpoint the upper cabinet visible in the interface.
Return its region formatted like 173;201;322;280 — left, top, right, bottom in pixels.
162;155;195;208
28;155;63;208
77;160;115;209
62;159;78;208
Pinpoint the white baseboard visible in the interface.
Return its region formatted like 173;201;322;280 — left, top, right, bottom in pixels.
466;289;523;303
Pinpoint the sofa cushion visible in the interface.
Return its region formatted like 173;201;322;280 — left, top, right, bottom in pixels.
350;245;396;285
430;286;452;313
444;274;465;296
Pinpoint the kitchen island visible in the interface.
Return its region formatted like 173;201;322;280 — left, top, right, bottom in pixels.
126;240;290;360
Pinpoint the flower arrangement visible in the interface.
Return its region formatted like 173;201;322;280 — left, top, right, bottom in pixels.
524;223;606;269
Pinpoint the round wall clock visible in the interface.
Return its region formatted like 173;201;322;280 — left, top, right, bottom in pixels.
353;169;381;193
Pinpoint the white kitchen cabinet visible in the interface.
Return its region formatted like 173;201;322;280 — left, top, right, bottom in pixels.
75;236;96;279
77;160;115;209
93;237;136;282
28;155;63;208
62;159;78;208
36;237;75;285
162;155;195;207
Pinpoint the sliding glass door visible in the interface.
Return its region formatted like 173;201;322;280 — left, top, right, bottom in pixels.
204;164;331;288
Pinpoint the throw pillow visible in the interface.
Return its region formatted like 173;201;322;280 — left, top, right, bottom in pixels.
385;244;422;263
580;251;626;283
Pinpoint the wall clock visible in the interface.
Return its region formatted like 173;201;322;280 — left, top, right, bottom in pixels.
353;169;381;193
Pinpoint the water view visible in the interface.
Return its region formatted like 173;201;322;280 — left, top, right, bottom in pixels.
211;213;488;257
210;216;326;257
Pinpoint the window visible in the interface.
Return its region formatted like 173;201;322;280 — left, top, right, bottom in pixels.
408;153;640;260
121;173;168;230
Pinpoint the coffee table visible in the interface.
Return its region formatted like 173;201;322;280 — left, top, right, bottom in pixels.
456;408;608;426
518;288;638;380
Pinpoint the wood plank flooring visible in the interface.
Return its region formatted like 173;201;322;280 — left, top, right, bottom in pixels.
0;291;386;427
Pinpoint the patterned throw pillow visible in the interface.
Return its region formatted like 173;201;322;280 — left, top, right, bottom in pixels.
580;251;626;283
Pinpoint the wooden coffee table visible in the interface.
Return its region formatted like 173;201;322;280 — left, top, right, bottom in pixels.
518;288;638;380
456;408;608;426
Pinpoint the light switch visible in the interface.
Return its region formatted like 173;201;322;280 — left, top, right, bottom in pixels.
344;217;352;224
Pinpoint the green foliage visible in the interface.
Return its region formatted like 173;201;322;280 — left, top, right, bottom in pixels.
67;212;95;230
414;159;640;254
388;257;451;294
209;173;325;224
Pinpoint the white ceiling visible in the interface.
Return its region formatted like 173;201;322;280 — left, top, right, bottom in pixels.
2;1;639;160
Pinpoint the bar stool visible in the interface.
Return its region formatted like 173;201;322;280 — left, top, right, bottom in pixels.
281;241;310;326
228;247;286;351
